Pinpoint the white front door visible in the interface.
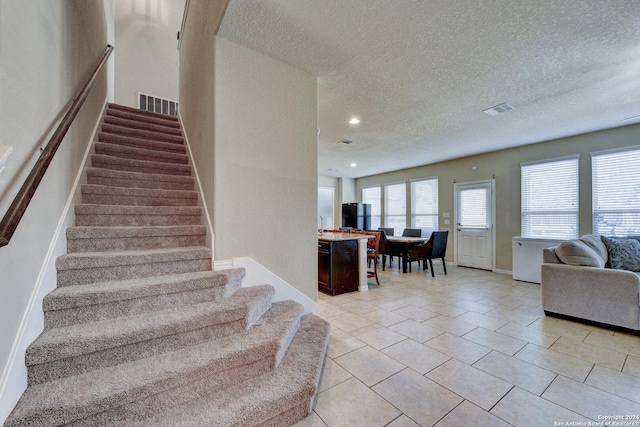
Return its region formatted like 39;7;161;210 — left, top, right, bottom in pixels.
455;180;494;270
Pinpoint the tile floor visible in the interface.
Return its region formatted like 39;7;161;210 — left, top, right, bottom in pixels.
294;263;640;427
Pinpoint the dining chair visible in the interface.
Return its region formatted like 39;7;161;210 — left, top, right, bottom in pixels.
377;229;400;271
407;231;449;277
378;227;394;237
352;230;381;285
402;228;422;237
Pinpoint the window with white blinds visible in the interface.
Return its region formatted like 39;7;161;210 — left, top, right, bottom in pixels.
521;155;579;239
459;187;488;228
362;186;381;230
411;177;438;235
384;182;406;234
592;146;640;236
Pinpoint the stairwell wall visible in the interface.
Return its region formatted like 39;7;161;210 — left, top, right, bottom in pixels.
213;37;318;302
179;1;319;303
177;0;220;249
0;1;111;421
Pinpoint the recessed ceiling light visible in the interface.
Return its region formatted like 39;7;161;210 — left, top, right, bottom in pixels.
350;162;357;167
349;118;360;124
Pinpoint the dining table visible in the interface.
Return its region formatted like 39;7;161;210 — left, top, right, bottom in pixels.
386;235;429;273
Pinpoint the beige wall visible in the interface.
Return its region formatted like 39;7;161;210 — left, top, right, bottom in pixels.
0;0;108;413
178;1;318;302
356;123;640;272
114;0;184;107
214;37;318;301
178;0;221;230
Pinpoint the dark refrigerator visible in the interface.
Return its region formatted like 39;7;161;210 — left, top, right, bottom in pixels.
341;203;371;230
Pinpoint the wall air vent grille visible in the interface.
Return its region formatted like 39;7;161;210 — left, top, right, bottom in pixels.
484;102;515;116
138;93;178;116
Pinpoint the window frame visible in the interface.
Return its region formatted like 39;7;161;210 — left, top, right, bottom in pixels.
362;185;382;231
410;177;439;235
383;181;407;235
520;154;580;239
592;145;640;236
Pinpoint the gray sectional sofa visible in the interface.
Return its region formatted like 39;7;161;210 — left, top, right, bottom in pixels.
541;234;640;332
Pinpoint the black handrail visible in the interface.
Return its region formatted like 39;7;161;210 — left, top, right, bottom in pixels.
0;44;114;247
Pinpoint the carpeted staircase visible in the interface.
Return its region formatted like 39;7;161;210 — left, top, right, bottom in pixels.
4;103;330;427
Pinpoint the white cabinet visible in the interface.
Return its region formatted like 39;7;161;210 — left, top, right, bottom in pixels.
512;237;563;283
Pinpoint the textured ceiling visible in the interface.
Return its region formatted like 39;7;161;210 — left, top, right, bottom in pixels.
218;0;640;178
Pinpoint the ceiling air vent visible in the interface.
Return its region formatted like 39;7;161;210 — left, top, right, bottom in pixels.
337;139;354;145
484;103;515;116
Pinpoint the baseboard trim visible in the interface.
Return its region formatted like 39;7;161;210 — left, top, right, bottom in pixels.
215;257;319;315
213;259;234;271
0;98;108;424
177;112;214;255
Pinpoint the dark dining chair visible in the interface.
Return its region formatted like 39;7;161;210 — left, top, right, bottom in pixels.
407;231;449;277
377;229;400;270
402;228;422;237
378;227;394;237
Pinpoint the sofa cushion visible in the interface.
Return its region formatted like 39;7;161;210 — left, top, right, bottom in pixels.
601;236;640;272
579;234;609;263
555;239;605;268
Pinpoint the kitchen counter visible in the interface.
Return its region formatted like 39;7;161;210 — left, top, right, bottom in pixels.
318;233;370;293
318;232;366;241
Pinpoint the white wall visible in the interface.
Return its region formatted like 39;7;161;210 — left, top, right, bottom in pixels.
214;37;318;302
178;0;223;252
0;0;109;420
339;178;356;203
114;0;184;107
104;0;116;102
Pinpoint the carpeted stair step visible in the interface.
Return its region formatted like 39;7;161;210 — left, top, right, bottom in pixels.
74;204;203;227
66;225;206;252
43;269;245;330
104;115;183;136
134;314;331;427
26;285;275;385
108;103;179;123
98;132;186;154
102;123;184;144
5;301;303;427
81;184;198;206
85;168;195;191
94;142;189;165
106;107;181;129
56;246;212;287
91;153;191;176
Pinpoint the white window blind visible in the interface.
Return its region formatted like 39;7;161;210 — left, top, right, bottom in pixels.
521;155;579;239
592;146;640;236
362;186;381;230
384;182;406;234
459;187;488;228
411;177;438;235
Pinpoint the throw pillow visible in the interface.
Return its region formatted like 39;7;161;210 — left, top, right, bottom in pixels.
601;236;640;272
579;234;609;263
555;239;605;268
